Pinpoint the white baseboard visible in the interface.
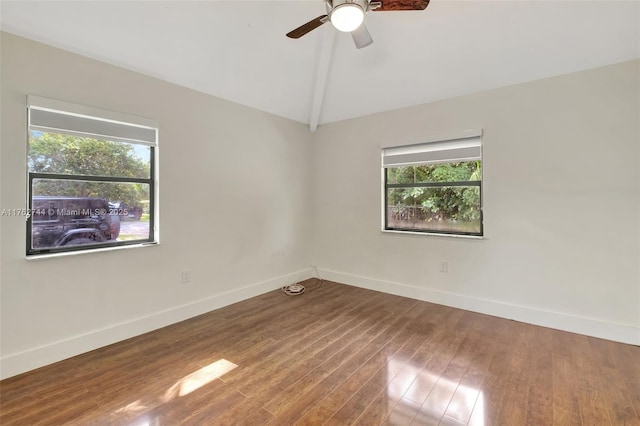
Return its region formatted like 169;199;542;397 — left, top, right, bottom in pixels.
318;268;640;346
0;268;314;380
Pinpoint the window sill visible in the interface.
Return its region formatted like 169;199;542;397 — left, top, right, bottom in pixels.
26;241;159;260
381;229;484;239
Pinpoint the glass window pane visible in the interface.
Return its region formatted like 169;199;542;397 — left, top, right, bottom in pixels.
386;186;481;234
31;179;151;250
28;131;151;179
386;161;481;184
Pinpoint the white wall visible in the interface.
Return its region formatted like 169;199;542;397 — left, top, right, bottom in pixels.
312;60;640;345
0;33;314;379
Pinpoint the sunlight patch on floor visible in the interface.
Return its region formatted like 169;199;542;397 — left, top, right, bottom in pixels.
112;359;239;422
113;399;148;415
164;358;238;401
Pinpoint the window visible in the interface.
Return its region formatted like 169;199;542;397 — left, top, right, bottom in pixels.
26;96;158;255
383;134;482;236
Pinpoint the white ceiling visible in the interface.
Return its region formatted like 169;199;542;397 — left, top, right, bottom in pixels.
1;1;639;128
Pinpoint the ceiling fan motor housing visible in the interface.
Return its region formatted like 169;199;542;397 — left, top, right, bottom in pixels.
327;0;370;32
326;0;370;12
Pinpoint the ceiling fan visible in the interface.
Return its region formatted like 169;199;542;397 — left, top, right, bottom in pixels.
286;0;430;49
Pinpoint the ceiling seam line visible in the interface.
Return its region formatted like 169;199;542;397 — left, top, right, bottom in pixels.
308;27;336;132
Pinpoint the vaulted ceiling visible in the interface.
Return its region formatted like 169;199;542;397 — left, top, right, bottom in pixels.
1;1;638;130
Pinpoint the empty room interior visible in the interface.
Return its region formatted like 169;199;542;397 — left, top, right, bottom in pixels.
0;0;639;425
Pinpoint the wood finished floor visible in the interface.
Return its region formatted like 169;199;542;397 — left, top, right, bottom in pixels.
1;280;639;425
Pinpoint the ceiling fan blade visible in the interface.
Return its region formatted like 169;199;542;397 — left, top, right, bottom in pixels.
351;24;373;49
286;15;329;39
373;0;430;11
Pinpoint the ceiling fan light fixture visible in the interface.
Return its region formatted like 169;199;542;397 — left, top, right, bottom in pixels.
330;3;365;32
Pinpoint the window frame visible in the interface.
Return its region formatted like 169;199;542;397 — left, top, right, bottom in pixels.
382;132;483;237
25;96;159;256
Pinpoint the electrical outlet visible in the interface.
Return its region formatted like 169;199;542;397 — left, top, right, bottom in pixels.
181;270;192;284
440;261;448;273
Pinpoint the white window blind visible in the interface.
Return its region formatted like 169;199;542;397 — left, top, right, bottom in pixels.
382;136;482;168
28;95;157;146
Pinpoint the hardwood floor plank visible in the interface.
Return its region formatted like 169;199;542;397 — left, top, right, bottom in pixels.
599;367;640;425
493;322;534;425
572;333;615;426
437;415;467;426
178;389;248;425
587;338;640;424
352;307;465;425
382;397;422;426
1;281;638;425
347;324;446;425
227;291;398;404
467;314;514;425
396;315;479;423
221;286;389;387
352;388;395;426
299;303;433;425
379;308;467;424
442;335;494;424
617;345;640;417
415;326;489;424
266;297;419;421
202;397;275;426
552;353;583;425
2;386;97;426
